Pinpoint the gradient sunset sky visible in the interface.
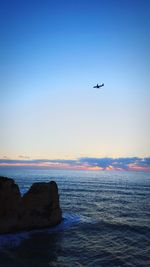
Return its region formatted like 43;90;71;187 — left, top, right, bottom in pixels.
0;0;150;168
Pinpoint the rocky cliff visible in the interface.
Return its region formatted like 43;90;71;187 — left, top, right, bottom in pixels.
0;176;62;234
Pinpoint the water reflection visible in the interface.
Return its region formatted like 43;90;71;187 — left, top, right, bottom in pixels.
0;231;63;267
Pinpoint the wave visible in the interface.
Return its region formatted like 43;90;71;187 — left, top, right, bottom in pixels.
0;212;94;249
98;219;150;236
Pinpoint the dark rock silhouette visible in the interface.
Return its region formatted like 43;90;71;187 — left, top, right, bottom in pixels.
0;176;62;234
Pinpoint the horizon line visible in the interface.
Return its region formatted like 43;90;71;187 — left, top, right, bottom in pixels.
0;156;150;172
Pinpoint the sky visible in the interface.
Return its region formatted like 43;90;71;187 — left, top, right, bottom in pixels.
0;0;150;170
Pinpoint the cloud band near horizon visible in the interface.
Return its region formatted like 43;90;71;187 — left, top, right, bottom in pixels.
0;157;150;171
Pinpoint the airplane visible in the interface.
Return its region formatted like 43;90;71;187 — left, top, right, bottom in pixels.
93;83;104;89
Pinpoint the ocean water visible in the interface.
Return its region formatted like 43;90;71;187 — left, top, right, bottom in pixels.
0;168;150;267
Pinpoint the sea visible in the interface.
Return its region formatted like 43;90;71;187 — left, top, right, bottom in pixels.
0;168;149;267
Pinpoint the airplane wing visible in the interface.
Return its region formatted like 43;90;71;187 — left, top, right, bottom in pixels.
93;83;104;88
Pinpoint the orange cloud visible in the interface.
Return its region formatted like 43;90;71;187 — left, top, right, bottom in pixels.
128;163;150;171
86;166;103;171
0;157;150;171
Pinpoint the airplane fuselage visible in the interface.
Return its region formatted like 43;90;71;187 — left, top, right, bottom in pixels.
93;83;104;89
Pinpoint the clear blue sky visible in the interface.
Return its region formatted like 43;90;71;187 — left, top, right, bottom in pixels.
0;0;150;160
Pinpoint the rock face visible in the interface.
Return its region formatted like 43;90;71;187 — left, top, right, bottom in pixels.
0;177;21;234
0;177;62;234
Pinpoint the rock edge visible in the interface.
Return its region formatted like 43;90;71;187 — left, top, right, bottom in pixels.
0;176;62;234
